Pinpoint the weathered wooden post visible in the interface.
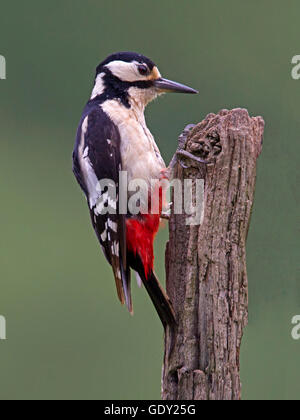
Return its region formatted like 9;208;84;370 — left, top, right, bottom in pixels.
162;108;264;400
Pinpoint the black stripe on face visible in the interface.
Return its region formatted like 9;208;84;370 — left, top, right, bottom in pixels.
90;69;154;108
128;80;154;89
103;68;154;89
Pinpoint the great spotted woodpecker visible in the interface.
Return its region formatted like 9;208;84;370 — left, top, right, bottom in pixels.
73;52;197;329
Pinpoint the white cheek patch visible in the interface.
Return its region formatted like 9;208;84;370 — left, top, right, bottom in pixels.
105;60;143;82
91;73;106;99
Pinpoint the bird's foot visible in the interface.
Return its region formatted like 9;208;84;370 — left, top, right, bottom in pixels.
176;149;210;168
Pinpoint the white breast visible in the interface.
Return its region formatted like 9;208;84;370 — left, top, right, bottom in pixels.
101;99;166;186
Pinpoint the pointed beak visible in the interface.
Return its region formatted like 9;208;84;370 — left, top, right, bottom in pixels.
154;78;198;94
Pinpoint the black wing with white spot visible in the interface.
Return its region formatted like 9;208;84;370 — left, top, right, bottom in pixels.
73;105;131;311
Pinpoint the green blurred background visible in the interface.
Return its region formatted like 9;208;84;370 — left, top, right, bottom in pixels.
0;0;299;400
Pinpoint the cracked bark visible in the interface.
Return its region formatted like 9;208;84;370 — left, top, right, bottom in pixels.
162;108;264;400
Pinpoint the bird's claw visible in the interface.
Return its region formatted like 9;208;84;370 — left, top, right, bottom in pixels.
161;209;171;220
161;201;173;220
170;124;211;171
183;123;197;134
176;150;210;167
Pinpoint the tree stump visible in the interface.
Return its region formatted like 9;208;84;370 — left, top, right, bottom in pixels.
162;108;264;400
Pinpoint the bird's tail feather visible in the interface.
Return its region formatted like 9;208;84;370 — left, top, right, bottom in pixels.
121;252;176;330
121;263;133;314
141;270;176;330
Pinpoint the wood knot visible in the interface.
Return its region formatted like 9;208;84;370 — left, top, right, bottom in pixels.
187;130;223;162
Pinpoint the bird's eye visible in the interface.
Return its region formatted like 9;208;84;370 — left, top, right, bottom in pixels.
138;65;149;76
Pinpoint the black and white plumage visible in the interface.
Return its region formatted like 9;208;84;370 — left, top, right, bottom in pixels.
73;52;197;328
73;105;129;306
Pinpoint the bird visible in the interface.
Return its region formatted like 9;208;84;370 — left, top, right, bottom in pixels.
73;52;198;330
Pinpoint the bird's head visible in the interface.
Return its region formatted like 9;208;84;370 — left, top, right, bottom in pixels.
91;52;198;109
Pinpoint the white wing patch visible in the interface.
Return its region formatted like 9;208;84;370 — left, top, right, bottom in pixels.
95;191;108;215
108;220;118;233
78;117;101;209
111;241;119;257
108;196;117;210
101;230;107;242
